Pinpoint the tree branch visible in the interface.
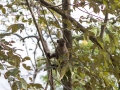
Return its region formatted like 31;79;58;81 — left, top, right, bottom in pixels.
38;0;102;48
100;12;108;38
38;0;115;63
38;0;86;32
25;1;55;89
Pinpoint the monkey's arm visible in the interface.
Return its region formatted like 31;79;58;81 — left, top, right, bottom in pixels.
51;53;58;58
47;52;59;59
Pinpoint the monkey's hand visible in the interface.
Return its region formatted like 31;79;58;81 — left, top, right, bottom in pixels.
51;64;58;69
46;53;51;58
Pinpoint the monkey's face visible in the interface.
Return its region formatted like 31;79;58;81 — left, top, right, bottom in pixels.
57;38;66;47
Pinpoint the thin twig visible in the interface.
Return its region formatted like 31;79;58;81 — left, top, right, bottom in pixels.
25;1;55;89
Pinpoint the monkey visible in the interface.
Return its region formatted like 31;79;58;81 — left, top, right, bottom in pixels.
47;38;68;59
47;38;69;69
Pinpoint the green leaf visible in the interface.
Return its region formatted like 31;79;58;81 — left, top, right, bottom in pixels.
73;0;77;10
0;63;4;69
8;55;21;67
77;67;81;75
0;4;3;9
28;18;32;25
49;21;60;28
8;60;15;66
56;30;62;38
15;81;22;89
103;0;108;7
90;77;96;89
5;4;12;8
22;64;32;70
2;8;6;14
59;63;69;80
29;83;43;89
5;71;10;79
29;77;32;82
96;37;104;49
22;56;30;62
104;59;108;68
39;17;47;24
40;9;47;14
22;17;27;22
62;19;72;29
10;68;19;76
80;73;85;78
7;24;24;33
15;15;20;21
72;35;84;41
5;68;19;78
110;41;115;53
12;82;18;90
73;81;80;88
20;78;27;89
109;33;118;45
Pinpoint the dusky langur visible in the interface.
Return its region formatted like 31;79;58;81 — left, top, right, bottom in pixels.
47;38;68;59
47;38;69;68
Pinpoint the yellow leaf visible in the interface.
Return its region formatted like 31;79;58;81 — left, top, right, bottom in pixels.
82;40;88;45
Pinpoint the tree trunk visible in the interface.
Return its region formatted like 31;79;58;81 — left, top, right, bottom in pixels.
62;0;72;90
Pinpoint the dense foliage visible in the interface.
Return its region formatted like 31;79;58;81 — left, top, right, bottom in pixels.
0;0;119;90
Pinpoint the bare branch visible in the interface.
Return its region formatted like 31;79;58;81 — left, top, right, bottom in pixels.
100;12;108;38
25;0;51;63
25;1;55;89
